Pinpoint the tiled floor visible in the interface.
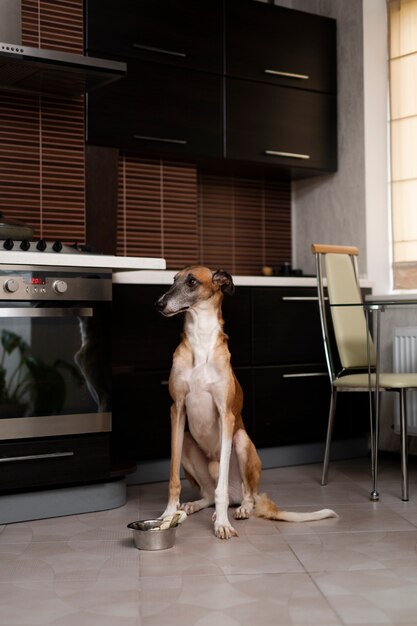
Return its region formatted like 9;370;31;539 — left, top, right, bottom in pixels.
2;456;417;625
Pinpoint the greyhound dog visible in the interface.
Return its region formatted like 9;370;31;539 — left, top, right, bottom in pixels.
155;266;337;539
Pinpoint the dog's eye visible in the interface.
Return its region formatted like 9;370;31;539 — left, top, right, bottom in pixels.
186;276;198;288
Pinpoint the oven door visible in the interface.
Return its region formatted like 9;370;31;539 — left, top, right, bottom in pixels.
0;302;111;440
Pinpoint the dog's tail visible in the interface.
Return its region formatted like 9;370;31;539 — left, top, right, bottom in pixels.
254;493;337;522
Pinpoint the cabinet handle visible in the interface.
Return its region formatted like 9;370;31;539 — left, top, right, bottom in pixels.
132;43;186;58
0;307;93;318
264;69;309;80
133;134;188;145
282;296;328;301
0;451;74;463
265;150;310;160
282;372;328;379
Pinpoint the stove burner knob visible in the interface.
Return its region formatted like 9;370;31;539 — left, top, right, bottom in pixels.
36;239;47;251
20;240;31;251
3;238;14;250
4;279;19;293
53;280;68;295
52;240;63;253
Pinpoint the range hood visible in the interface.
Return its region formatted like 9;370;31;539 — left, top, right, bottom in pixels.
0;0;126;97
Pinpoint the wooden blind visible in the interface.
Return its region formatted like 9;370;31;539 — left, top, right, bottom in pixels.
0;0;85;244
199;174;291;275
22;0;84;52
118;156;291;274
117;155;198;267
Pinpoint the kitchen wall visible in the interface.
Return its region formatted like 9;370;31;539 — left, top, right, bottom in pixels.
0;0;379;280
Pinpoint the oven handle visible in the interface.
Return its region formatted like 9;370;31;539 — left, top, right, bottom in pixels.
0;307;93;318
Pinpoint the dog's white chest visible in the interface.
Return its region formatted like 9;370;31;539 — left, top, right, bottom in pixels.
184;363;221;457
180;306;225;457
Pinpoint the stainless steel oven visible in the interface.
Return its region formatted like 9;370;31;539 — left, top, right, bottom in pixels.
0;262;112;491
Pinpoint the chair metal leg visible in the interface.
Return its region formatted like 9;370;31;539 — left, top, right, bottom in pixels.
321;387;337;486
400;388;409;502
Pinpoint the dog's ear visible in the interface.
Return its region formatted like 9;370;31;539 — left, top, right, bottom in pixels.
212;269;235;295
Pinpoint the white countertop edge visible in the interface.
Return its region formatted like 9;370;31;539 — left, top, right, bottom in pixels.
0;252;166;271
112;269;373;288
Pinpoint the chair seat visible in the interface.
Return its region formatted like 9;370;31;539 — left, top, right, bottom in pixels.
334;372;417;389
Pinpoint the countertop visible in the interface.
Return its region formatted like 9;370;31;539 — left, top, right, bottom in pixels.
113;269;373;288
0;251;166;271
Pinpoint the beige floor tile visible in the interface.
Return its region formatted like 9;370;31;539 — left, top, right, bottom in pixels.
3;458;417;625
286;529;417;572
140;573;343;626
312;567;417;624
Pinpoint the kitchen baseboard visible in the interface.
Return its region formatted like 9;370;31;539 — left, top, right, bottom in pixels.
127;437;369;485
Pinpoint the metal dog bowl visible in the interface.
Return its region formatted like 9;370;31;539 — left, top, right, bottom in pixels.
127;519;177;550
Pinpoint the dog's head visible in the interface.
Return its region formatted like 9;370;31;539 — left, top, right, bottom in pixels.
155;266;234;317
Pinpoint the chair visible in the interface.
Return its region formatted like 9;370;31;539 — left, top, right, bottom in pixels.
312;243;417;501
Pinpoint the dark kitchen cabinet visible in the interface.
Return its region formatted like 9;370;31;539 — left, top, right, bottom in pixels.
252;287;325;366
252;366;329;447
85;0;338;176
113;370;173;461
225;0;336;94
0;434;110;492
112;284;251;371
112;283;368;462
86;0;223;73
87;61;223;157
226;79;337;172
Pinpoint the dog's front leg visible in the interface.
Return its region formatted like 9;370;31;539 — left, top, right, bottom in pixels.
160;401;186;518
213;409;239;539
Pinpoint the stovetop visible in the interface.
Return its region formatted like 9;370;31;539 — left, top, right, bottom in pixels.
0;239;92;254
0;239;166;271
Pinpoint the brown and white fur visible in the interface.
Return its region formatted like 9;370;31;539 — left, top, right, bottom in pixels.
155;266;337;539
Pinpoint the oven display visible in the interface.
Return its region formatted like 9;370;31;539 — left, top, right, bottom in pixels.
29;277;46;285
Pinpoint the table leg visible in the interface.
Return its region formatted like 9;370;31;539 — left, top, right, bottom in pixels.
369;307;381;502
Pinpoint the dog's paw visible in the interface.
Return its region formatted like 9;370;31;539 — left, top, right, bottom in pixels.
214;522;239;540
234;506;251;520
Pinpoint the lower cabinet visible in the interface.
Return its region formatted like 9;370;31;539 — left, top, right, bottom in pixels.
252;366;329;447
112;284;369;462
112;370;172;462
112;366;253;462
0;434;110;492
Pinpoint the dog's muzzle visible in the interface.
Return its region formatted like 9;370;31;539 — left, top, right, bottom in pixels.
155;294;189;317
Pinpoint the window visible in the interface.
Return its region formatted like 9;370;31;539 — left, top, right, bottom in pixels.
389;0;417;288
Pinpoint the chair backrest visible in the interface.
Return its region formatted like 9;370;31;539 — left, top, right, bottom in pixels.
311;243;376;381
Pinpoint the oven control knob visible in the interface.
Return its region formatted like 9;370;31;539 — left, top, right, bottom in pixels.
53;280;68;294
3;238;14;250
4;279;19;293
36;239;47;251
20;239;31;251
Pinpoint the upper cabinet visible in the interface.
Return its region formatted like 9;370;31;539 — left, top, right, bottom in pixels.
85;0;337;177
87;61;223;157
225;0;336;94
226;79;336;171
85;0;223;73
